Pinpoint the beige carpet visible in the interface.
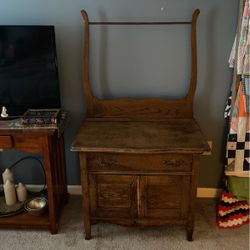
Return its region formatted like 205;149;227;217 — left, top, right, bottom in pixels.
0;196;249;250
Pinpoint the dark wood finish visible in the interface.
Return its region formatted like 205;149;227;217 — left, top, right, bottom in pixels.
71;9;209;240
14;135;45;153
58;136;68;204
87;153;192;172
72;120;208;153
141;175;190;219
0;116;68;234
0;211;50;229
0;135;13;149
89;175;137;219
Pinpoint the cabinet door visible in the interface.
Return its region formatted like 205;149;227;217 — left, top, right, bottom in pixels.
89;174;137;220
139;175;190;220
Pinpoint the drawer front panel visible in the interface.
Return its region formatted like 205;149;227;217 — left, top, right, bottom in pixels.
0;136;13;149
14;136;44;153
88;153;192;172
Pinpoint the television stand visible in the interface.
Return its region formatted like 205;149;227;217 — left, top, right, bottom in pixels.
0;112;69;234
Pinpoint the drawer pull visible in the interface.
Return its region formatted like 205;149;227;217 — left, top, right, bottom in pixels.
162;160;183;167
96;159;116;167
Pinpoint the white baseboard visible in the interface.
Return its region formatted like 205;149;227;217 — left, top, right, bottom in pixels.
196;188;222;198
1;185;222;198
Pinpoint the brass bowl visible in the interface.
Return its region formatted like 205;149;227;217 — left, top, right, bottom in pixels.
24;197;48;216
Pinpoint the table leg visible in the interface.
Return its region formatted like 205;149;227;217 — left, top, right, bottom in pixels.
43;136;58;234
58;136;68;203
186;228;194;241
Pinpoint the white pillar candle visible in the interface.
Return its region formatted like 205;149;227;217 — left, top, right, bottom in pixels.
16;182;28;202
2;168;14;184
3;179;17;205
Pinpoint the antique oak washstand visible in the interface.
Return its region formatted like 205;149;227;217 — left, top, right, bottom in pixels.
71;9;209;241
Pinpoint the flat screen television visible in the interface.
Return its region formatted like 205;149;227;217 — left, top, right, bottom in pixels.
0;25;61;118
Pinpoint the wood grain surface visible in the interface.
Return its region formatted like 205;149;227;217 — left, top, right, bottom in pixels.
71;120;209;153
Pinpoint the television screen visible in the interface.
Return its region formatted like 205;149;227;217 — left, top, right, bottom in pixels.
0;25;61;117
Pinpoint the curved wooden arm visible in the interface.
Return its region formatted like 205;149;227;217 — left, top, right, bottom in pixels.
81;10;94;116
81;9;200;120
186;9;200;103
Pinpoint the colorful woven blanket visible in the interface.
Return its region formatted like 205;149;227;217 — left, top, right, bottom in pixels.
217;191;250;228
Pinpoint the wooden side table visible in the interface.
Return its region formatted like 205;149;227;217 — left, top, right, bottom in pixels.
0;113;68;234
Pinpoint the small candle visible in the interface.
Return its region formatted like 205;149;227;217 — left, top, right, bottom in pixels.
3;179;17;205
16;182;28;202
2;168;14;184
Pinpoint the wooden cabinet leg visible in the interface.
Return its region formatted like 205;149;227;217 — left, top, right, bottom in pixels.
186;209;195;241
85;225;91;240
186;156;200;241
79;153;92;240
186;228;193;241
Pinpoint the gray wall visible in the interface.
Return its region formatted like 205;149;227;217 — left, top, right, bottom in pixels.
0;0;238;188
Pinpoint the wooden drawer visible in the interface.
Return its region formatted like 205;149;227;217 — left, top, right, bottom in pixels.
0;135;13;149
14;136;44;153
87;153;192;173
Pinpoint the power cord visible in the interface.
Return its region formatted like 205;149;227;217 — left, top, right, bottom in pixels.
8;156;46;194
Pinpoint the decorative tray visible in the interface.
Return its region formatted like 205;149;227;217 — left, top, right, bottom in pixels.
21;109;61;126
0;190;44;218
0;191;24;218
